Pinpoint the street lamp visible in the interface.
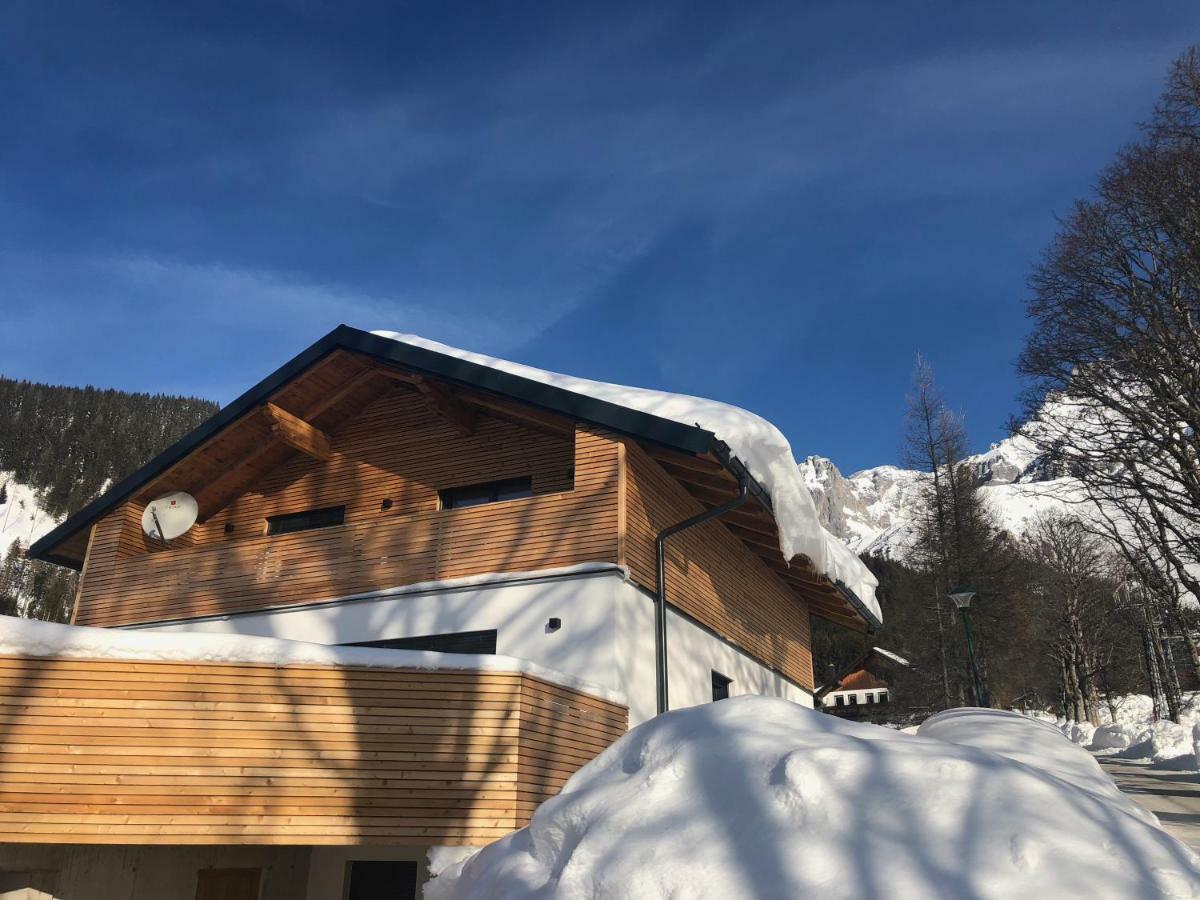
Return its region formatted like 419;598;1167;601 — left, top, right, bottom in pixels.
948;587;986;707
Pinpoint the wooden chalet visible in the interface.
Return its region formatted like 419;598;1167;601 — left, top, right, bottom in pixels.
4;325;879;900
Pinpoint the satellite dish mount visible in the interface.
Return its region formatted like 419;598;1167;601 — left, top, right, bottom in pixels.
141;492;199;547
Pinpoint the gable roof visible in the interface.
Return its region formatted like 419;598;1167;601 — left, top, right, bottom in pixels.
29;325;882;630
815;646;914;698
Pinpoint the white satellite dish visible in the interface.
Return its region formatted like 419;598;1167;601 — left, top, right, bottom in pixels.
141;492;199;543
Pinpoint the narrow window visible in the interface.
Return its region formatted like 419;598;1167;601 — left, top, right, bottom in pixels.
440;477;533;510
835;695;845;706
346;860;418;900
711;670;732;702
344;630;498;656
848;695;858;706
879;690;888;703
266;505;345;536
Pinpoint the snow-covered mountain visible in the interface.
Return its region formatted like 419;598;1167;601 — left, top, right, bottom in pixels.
802;432;1083;559
0;474;59;562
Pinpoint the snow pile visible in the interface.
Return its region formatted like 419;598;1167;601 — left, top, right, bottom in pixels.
425;699;1200;899
1051;693;1200;770
373;331;880;621
0;617;624;703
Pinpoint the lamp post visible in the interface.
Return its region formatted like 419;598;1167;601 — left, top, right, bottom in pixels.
948;587;986;707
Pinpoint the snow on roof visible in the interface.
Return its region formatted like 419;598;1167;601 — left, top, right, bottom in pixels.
426;699;1199;899
373;331;881;623
872;646;911;666
0;617;625;705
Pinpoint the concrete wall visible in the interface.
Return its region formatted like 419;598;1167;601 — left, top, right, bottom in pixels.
0;845;309;900
137;567;812;727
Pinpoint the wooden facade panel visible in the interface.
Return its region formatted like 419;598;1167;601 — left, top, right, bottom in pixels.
0;655;626;845
621;441;815;690
74;414;621;627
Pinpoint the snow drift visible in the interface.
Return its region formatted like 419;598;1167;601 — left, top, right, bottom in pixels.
427;699;1200;899
373;331;880;621
1049;693;1200;771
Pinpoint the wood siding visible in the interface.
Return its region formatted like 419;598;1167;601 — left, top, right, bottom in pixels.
73;389;621;626
621;440;815;690
0;654;626;845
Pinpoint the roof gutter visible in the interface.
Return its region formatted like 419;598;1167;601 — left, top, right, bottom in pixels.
654;478;750;715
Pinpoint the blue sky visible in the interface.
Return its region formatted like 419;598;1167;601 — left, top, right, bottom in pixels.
2;2;1196;473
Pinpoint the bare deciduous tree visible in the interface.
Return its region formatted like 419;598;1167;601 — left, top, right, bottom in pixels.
1017;47;1200;626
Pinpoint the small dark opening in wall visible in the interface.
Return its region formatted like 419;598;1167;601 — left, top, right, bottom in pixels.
345;860;418;900
344;629;498;655
380;498;393;511
223;522;234;534
439;477;532;510
712;670;732;702
266;505;346;536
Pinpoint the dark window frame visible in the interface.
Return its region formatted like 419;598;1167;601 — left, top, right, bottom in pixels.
343;629;498;656
711;670;733;702
439;476;533;510
266;505;346;536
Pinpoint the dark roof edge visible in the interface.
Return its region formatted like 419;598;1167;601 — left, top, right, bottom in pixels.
29;325;715;563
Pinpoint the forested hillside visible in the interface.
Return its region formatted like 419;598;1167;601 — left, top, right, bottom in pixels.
0;377;217;517
0;377;218;621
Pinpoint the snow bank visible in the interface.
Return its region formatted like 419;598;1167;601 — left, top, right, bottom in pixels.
1050;693;1200;770
373;331;880;621
0;617;625;704
426;699;1200;899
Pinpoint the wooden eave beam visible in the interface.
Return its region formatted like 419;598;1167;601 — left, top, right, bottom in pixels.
412;376;477;436
304;366;381;422
262;403;331;461
459;393;573;439
657;461;742;495
193;441;284;523
643;445;731;478
374;367;478;435
719;508;778;537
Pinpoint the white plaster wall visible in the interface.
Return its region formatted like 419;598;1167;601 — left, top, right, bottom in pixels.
138;569;625;697
614;579;812;725
137;568;812;727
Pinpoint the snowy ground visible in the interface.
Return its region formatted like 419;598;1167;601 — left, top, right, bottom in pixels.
0;473;57;561
426;698;1200;899
1037;693;1200;772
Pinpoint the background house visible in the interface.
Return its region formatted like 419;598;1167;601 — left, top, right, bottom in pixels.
817;647;916;721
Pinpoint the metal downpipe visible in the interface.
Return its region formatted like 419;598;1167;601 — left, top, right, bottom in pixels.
654;479;750;715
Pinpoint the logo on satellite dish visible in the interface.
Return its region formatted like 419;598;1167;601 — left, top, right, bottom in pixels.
141;492;199;544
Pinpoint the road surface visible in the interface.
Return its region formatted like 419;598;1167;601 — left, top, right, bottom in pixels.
1100;757;1200;852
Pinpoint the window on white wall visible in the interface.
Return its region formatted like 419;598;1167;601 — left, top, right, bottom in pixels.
711;671;732;701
